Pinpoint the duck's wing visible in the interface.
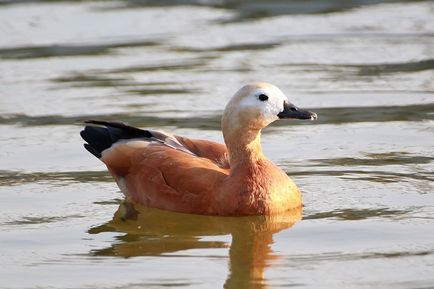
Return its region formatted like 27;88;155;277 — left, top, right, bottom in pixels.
81;120;229;170
145;130;228;167
80;120;229;214
80;120;195;157
122;144;229;214
174;136;229;169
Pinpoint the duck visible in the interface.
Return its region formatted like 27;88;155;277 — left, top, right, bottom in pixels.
81;82;317;216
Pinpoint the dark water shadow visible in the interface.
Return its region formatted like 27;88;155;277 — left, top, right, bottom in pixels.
49;56;212;90
52;73;197;95
94;0;427;22
280;249;434;264
0;170;112;186
278;59;434;76
0;113;223;129
1;103;433;129
355;59;434;76
88;202;302;288
0;0;425;22
309;152;434;167
173;41;282;53
4;214;85;226
287;151;434;184
290;168;434;183
0;40;160;59
52;74;136;88
108;57;214;74
215;0;423;22
53;74;179;89
304;208;411;221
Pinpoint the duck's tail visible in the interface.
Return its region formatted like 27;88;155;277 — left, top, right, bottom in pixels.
80;120;152;159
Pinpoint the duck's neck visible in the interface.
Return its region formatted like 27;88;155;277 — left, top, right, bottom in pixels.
223;125;265;169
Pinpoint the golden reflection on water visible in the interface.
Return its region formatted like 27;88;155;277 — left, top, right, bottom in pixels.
88;203;302;288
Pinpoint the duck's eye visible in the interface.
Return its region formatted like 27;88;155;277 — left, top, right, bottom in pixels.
258;94;268;101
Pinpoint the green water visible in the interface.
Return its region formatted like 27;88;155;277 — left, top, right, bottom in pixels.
0;0;433;288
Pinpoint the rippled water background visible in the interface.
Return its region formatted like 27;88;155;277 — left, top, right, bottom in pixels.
0;0;433;288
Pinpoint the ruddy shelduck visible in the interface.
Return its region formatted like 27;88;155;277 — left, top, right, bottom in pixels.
81;82;317;216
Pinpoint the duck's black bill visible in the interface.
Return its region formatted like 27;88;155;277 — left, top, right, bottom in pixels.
277;101;317;120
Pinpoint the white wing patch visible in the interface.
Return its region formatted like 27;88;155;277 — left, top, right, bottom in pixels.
101;131;196;160
148;130;197;156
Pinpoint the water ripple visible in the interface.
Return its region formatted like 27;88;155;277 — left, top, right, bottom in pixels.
304;208;411;221
309;152;434;167
290;169;434;183
0;40;160;59
3;215;85;226
281;249;434;263
0;170;112;186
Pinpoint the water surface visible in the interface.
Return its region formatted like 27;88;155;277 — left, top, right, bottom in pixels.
0;0;433;288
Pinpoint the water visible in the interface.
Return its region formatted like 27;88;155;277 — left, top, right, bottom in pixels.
0;0;433;288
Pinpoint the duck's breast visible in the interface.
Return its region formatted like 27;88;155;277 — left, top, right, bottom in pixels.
216;160;301;215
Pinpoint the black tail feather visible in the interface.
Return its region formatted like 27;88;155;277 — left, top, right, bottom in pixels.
80;121;152;159
83;143;102;158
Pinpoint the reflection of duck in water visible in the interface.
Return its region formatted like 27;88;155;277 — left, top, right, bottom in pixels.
89;203;302;288
81;82;316;215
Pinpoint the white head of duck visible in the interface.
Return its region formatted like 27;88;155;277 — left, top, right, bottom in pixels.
221;82;317;165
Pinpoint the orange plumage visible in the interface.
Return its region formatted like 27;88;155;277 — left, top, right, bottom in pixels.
81;82;317;215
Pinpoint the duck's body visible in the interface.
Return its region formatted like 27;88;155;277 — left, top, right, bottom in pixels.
81;82;316;216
